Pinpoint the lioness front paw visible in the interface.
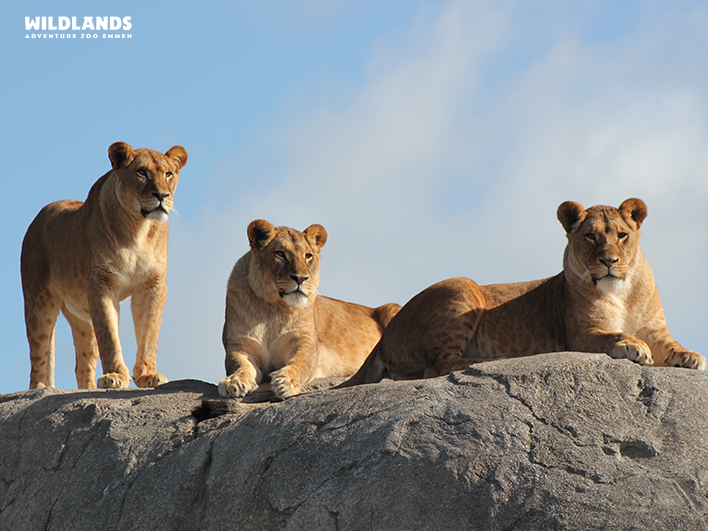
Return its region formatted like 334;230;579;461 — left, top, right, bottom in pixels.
97;373;131;389
666;349;706;370
610;338;653;366
134;373;169;388
218;372;258;398
269;366;302;399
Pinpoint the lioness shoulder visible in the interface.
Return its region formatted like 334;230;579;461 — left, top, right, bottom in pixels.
339;198;705;388
21;141;187;390
219;219;400;399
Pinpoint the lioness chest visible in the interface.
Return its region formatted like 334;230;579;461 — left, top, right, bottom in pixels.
50;209;167;320
236;311;316;373
566;278;645;338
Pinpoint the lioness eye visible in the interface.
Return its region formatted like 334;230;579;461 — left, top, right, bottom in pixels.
305;253;313;261
618;232;628;240
137;169;147;178
585;234;596;242
274;251;286;259
166;172;173;179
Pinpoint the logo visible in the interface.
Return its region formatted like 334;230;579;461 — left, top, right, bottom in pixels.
25;16;132;39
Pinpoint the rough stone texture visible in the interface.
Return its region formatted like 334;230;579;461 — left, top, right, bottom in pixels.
1;352;707;530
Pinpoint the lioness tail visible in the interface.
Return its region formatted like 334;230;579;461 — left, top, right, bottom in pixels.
192;399;238;422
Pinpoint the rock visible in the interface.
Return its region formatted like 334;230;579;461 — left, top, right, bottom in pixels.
1;353;707;530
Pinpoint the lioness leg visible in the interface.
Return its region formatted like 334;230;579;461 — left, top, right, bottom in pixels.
384;278;485;379
130;279;169;388
424;352;481;379
62;306;99;389
338;278;486;388
87;281;131;389
419;312;485;378
663;348;706;370
24;288;62;389
269;337;319;399
219;352;261;397
609;337;653;365
643;332;706;370
579;329;654;366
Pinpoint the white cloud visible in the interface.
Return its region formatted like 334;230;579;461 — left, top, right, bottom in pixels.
10;2;708;395
157;0;708;386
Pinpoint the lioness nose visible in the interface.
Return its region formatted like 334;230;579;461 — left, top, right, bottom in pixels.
290;274;309;285
152;192;170;202
599;257;618;268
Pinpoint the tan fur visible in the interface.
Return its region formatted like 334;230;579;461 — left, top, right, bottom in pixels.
21;142;187;390
219;220;400;399
339;198;705;388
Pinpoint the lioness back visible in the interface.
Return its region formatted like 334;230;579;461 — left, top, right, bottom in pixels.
314;296;400;378
339;198;704;388
219;219;399;399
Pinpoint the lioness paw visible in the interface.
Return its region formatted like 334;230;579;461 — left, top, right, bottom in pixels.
269;367;302;399
610;338;653;366
667;350;706;370
97;373;131;389
218;373;257;398
134;373;169;388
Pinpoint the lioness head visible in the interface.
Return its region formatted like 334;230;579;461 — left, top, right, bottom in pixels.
108;141;188;221
246;220;328;307
557;198;647;292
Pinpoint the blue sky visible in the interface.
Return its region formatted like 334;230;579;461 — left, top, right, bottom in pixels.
2;1;707;394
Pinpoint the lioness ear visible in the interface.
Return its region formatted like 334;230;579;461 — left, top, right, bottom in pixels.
247;219;276;249
303;224;327;251
557;201;587;233
165;146;188;170
108;142;135;169
618;198;647;229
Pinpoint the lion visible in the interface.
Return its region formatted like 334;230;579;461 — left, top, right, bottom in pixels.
218;219;400;399
21;141;187;390
338;198;705;388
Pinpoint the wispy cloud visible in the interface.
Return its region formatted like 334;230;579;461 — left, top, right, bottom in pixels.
157;1;707;385
35;1;708;389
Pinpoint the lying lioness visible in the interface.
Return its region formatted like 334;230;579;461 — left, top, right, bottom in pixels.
219;220;400;399
21;141;187;389
338;198;705;388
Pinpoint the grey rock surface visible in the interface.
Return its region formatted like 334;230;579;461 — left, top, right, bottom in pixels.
1;352;707;530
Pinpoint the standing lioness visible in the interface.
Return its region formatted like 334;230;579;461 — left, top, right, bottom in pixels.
21;141;187;389
339;198;705;388
219;220;400;399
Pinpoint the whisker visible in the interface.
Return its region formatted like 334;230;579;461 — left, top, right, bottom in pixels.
169;207;180;227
